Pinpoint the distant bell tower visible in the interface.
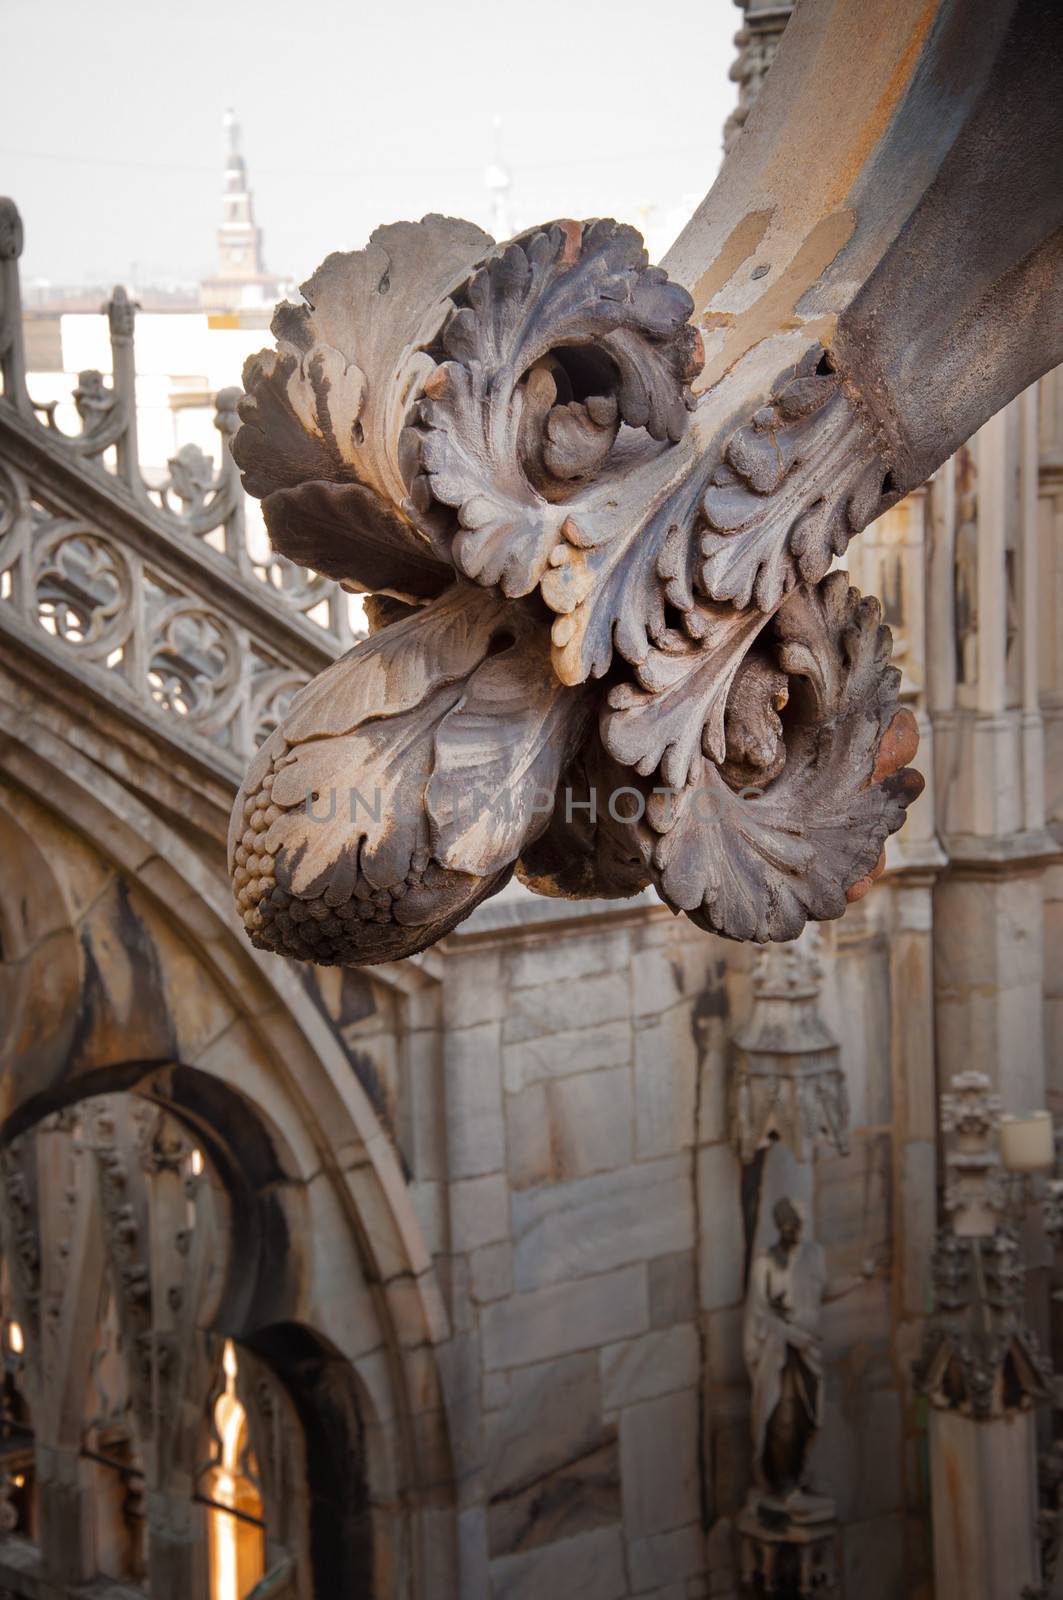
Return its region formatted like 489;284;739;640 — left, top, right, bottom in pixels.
200;109;282;314
218;108;264;279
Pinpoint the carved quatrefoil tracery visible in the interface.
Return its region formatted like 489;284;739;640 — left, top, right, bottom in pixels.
227;217;922;965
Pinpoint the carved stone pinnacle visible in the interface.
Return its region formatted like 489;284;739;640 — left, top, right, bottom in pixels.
104;286;138;340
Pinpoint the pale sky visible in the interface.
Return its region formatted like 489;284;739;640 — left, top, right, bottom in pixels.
1;0;738;288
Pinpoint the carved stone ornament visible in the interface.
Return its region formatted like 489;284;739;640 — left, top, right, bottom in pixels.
226;225;920;966
225;0;1063;966
915;1072;1051;1420
737;1513;839;1600
1043;1179;1063;1250
730;930;848;1164
913;1229;1051;1420
940;1070;1008;1237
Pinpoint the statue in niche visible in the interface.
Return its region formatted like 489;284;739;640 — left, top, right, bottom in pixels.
744;1197;873;1519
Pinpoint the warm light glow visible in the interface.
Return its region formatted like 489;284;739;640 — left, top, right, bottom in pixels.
7;1321;23;1355
213;1484;238;1600
12;1475;24;1489
208;1340;265;1600
191;1148;205;1177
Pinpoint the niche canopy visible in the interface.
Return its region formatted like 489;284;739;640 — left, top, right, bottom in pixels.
226;0;1063;966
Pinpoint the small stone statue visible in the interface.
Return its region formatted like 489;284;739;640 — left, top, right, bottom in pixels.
72;369;117;437
743;1197;871;1516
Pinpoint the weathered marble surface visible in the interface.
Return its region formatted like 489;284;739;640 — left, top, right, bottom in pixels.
3;0;1063;1594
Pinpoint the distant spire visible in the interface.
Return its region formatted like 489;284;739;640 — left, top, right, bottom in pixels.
201;106;269;305
223;106;241;160
484;116;513;242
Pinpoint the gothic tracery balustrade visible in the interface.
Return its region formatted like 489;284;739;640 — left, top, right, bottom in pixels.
0;198;359;776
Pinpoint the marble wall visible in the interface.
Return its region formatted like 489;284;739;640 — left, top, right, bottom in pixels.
382;878;928;1600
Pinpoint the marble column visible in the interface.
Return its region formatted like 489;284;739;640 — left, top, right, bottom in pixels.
1038;368;1063;1112
930;397;1056;1114
36;1442;95;1586
146;1494;210;1600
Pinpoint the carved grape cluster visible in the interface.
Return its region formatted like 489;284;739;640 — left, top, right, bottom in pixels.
233;752;500;966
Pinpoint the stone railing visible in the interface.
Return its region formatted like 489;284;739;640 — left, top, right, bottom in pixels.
0;197;356;778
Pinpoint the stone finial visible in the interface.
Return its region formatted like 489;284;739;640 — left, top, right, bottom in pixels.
749;932;823;998
213;385;243;441
941;1070;1002;1136
0;199;24;262
223;105;241;160
729;930;848;1163
163;443;215;514
104;285;138;339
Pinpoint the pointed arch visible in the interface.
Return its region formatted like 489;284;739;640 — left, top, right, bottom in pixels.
0;713;459;1598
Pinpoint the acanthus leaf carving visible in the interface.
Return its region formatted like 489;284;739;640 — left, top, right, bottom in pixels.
427;626;591;875
538;445;707;686
413;218;702;607
718;649;790;791
230;583;589;964
698;348;885;612
635;576;921;943
233;216;493;599
226;215;923;963
601;600;768;788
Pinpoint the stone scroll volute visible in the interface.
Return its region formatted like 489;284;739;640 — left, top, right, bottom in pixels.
226;0;1063;966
